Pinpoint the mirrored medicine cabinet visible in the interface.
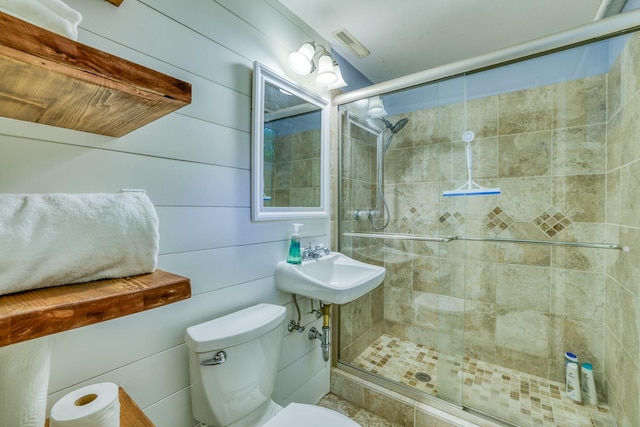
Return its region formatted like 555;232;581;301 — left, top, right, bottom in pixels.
251;61;330;221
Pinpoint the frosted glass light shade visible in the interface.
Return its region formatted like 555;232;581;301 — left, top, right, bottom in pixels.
327;62;347;89
367;96;385;116
315;54;338;85
288;43;315;75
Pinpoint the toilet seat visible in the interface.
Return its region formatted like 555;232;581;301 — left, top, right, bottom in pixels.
262;403;360;427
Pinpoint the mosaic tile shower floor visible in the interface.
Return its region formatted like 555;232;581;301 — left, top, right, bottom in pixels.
351;334;617;427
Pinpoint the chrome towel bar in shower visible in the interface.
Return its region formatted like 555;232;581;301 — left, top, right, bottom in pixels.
342;232;630;252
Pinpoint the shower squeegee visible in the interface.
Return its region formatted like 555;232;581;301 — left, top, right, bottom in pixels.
443;131;500;197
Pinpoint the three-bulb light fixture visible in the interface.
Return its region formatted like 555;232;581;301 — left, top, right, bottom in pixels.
288;42;346;88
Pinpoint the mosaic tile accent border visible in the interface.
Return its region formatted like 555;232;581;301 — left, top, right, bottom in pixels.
484;206;514;234
533;207;573;237
351;334;616;427
399;206;424;232
439;210;465;227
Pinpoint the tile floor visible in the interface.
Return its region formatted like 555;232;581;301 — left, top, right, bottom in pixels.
318;392;402;426
346;334;617;427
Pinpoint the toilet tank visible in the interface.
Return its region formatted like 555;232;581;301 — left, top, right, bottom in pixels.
185;303;287;427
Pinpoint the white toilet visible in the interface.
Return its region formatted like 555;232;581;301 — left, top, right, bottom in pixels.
185;303;360;427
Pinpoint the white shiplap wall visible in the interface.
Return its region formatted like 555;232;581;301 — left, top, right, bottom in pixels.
0;1;332;426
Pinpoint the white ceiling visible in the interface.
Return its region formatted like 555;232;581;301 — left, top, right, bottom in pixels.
276;0;620;84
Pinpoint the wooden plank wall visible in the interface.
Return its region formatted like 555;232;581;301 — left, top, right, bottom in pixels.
0;1;330;426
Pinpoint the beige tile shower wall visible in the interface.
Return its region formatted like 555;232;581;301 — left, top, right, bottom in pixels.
605;31;640;427
372;74;609;391
339;118;386;362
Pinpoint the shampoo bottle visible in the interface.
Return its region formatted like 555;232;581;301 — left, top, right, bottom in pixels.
564;352;578;387
581;363;598;405
565;352;578;370
286;223;302;264
566;362;582;403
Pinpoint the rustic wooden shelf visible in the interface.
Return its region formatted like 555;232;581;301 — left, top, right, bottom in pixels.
0;270;191;347
45;387;154;426
0;11;191;137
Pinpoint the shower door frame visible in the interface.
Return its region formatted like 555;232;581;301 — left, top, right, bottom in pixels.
332;10;640;107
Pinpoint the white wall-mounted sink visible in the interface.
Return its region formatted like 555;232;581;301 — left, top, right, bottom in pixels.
275;252;386;304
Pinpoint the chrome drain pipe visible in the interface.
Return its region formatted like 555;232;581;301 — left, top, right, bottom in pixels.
308;303;331;362
308;325;330;362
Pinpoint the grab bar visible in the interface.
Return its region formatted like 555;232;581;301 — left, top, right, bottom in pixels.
343;232;454;243
342;232;630;252
455;236;629;251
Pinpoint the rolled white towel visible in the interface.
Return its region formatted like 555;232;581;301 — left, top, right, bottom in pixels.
0;0;81;40
0;192;159;296
36;0;81;26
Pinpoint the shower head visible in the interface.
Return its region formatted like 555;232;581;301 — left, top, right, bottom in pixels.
379;117;409;134
392;118;409;134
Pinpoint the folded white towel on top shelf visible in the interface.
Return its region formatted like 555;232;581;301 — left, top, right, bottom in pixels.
0;0;82;40
0;192;159;296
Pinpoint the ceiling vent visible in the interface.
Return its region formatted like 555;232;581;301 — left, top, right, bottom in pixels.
333;28;370;58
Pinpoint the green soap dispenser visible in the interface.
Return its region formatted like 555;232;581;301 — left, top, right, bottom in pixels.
286;223;303;264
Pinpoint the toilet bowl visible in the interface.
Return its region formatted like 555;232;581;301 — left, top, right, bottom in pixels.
262;402;358;427
185;303;360;427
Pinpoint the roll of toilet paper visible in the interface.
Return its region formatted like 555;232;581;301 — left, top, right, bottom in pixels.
50;382;120;427
0;337;51;427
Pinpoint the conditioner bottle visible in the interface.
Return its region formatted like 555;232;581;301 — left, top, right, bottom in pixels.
581;363;597;405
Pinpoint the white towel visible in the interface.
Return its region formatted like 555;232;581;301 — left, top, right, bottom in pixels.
0;192;159;296
37;0;81;26
0;0;82;40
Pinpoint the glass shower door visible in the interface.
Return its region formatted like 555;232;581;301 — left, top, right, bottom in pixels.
335;74;470;408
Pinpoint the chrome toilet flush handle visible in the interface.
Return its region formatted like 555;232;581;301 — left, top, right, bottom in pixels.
201;350;227;366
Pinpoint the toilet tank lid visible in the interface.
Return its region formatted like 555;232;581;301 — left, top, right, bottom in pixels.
185;303;287;353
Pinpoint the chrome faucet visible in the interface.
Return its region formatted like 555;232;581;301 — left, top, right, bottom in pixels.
302;244;330;260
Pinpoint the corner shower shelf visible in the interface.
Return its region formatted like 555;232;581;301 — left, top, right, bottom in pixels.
0;11;191;137
0;270;191;347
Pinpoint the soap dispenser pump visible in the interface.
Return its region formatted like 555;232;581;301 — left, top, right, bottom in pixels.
287;223;303;264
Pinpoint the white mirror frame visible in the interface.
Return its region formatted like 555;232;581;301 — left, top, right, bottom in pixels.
251;61;330;221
